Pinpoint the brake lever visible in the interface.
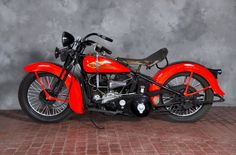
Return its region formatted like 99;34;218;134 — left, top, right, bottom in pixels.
94;44;112;55
101;46;112;54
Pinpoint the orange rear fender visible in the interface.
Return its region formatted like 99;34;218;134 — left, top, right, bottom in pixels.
149;62;225;106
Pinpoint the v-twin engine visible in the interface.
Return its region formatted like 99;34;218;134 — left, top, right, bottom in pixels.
88;73;151;116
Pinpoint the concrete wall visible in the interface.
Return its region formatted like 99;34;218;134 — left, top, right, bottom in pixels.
0;0;235;109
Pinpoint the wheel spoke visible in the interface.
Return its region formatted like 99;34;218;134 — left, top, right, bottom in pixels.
34;80;43;90
174;78;178;85
191;79;196;87
27;74;68;117
163;97;174;104
30;84;41;92
163;74;205;117
193;83;201;88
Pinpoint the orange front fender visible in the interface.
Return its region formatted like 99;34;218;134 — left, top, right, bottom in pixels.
149;62;225;106
24;62;84;114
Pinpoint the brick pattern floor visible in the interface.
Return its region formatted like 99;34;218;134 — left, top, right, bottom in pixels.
0;107;236;155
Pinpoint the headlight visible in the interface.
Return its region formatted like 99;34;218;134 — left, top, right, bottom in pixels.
62;31;75;47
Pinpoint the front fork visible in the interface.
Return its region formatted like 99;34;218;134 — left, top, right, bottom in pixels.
52;65;72;95
34;58;73;103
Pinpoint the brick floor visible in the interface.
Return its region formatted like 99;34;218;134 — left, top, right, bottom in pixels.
0;107;236;155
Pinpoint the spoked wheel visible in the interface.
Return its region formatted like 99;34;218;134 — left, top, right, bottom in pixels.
18;72;72;122
161;72;214;122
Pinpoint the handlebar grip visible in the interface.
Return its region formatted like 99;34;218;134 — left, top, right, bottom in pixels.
100;35;113;42
104;37;113;42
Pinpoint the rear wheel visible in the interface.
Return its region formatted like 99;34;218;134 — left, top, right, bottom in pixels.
18;72;72;122
161;72;213;122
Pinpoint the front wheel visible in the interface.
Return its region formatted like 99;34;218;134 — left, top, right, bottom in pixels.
160;72;214;122
18;72;72;122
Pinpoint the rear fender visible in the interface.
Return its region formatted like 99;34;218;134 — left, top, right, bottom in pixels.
24;62;84;114
149;61;225;106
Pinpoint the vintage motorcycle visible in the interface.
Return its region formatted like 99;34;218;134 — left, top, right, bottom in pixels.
18;32;225;124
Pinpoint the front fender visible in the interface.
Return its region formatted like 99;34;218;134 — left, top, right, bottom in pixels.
24;62;84;114
149;61;225;105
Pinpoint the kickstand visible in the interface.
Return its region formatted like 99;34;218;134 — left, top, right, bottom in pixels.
88;111;104;129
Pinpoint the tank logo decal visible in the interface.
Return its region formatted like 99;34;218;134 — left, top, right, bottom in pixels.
87;60;110;69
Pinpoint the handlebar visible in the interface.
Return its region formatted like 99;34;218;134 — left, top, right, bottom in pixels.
55;32;114;62
83;33;113;42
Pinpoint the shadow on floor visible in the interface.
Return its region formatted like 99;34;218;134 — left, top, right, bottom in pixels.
0;109;176;125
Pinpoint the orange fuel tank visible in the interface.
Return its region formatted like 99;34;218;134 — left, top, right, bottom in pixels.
82;55;131;73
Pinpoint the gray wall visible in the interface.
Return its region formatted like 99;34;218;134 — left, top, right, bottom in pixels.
0;0;235;109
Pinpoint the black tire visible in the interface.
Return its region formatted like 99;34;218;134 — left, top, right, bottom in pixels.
161;72;214;122
18;72;73;123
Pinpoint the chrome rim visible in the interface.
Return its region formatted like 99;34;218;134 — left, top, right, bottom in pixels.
162;75;205;117
27;75;69;117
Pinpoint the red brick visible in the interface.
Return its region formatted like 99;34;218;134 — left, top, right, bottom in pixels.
0;108;235;155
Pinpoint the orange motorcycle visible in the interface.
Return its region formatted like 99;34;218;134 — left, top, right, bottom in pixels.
18;32;225;123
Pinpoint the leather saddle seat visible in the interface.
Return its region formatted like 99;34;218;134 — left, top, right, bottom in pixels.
117;48;168;67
